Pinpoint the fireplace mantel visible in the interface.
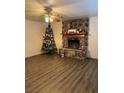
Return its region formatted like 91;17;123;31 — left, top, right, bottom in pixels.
63;34;85;37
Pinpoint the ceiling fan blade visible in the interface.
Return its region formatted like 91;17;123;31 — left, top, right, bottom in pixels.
36;0;55;8
52;15;63;22
36;0;63;22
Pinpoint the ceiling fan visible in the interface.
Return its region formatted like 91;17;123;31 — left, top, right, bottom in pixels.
36;0;62;22
42;7;62;22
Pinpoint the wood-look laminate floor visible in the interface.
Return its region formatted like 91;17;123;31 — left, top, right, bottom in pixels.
25;54;98;93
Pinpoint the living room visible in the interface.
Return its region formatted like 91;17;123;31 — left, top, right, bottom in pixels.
25;0;98;93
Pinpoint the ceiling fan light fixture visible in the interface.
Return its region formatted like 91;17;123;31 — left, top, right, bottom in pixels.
45;16;53;23
43;7;62;23
50;17;53;22
45;16;49;23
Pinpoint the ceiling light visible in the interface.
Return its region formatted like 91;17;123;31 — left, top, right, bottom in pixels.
45;16;53;23
50;18;53;22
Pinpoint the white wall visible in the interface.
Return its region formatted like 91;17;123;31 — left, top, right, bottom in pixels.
87;16;98;58
25;20;46;57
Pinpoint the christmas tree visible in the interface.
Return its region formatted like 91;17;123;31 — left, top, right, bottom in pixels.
42;23;57;53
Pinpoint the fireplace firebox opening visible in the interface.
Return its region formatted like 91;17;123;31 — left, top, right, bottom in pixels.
68;38;79;49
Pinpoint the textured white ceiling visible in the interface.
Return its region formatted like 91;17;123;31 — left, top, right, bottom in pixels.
25;0;98;22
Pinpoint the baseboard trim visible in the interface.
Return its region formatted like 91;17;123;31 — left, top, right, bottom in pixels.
25;52;44;58
86;57;98;60
25;51;58;59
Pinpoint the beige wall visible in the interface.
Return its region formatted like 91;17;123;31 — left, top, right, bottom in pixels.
51;17;98;59
25;16;98;58
87;16;98;58
51;22;63;49
25;20;46;57
25;20;62;57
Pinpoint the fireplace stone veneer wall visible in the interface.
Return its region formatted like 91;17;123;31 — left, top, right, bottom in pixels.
59;18;89;60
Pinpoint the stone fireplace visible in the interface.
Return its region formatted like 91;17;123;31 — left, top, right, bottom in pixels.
59;18;89;60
